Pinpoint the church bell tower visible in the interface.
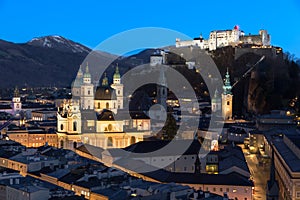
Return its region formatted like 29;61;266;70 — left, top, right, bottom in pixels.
222;68;233;120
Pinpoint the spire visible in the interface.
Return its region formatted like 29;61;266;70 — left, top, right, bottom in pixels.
200;33;203;40
214;89;219;98
13;86;20;97
77;65;83;77
223;68;232;95
113;64;121;80
85;62;89;74
102;73;109;86
211;88;221;104
83;62;91;79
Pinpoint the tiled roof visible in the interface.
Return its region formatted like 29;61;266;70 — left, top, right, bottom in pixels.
142;170;253;186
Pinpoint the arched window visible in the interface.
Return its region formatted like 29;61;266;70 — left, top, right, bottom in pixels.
73;121;77;131
98;102;100;109
73;142;77;149
88;90;90;95
107;137;113;147
227;101;230;105
60;124;64;131
106;102;109;109
118;90;120;95
60;140;64;148
114;103;116;109
108;124;113;131
130;136;136;145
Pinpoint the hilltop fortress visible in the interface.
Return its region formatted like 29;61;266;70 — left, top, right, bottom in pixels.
176;25;271;51
176;25;283;60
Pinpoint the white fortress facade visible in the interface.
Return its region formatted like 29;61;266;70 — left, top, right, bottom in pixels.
176;25;271;51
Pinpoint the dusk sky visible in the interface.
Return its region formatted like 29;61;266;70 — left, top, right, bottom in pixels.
1;0;300;57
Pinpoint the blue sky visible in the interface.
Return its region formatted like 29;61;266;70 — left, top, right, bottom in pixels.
0;0;299;57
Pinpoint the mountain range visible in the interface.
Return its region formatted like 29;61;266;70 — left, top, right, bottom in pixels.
0;36;116;88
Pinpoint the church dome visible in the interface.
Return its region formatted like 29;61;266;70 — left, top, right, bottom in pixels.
95;86;117;100
113;66;121;80
83;64;91;78
97;109;115;121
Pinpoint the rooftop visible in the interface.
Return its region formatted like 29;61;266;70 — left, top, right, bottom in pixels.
142;170;253;186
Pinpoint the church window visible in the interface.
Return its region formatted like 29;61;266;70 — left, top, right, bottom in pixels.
130;136;136;144
88;90;90;95
98;102;100;109
73;121;77;131
107;137;113;147
108;124;113;131
118;90;120;95
227;101;230;105
106;102;109;109
60;124;64;131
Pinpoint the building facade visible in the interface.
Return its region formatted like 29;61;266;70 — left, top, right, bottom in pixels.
57;64;150;150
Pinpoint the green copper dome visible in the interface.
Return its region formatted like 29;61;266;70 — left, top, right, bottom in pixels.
102;73;109;86
83;63;91;78
113;65;120;80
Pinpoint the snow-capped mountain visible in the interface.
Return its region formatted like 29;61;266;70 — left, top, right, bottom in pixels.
0;36;116;88
27;35;91;53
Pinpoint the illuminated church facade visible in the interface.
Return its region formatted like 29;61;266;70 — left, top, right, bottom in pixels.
56;64;151;150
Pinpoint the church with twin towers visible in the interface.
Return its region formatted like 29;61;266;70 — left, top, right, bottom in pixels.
56;63;151;150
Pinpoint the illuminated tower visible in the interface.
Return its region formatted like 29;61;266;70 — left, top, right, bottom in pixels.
81;63;94;110
157;68;167;110
111;64;124;109
72;65;83;98
11;86;22;115
222;68;233;120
